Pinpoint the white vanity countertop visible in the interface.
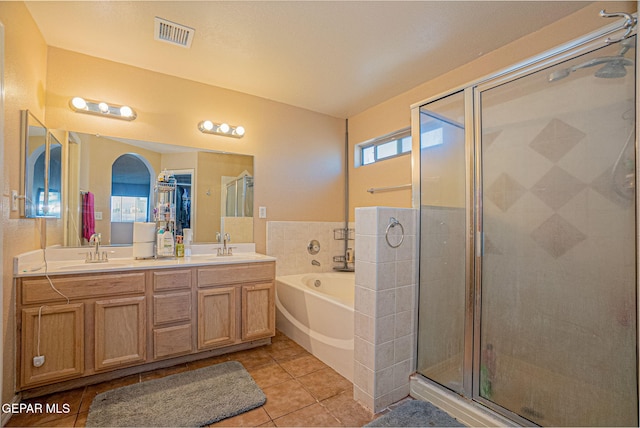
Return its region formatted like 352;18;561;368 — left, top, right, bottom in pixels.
14;244;275;277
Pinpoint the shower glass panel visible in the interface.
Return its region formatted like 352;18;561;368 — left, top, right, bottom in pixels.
417;91;467;394
478;37;636;426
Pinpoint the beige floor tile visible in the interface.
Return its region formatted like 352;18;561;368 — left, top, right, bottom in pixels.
229;347;276;370
249;364;293;389
273;403;342;427
187;354;231;370
262;379;316;420
321;390;374;427
140;363;189;382
265;339;308;362
74;411;88;427
280;354;328;378
209;407;271;427
78;374;140;413
7;331;387;428
298;367;353;401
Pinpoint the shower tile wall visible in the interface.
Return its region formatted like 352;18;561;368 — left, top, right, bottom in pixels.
353;207;417;412
480;100;636;424
266;221;354;276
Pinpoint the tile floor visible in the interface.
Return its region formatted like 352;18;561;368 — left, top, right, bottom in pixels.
6;331;386;427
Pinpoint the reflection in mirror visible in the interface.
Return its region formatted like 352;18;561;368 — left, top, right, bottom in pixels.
45;132;62;218
64;132;254;247
21;110;61;218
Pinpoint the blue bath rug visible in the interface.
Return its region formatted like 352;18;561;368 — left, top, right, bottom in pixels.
366;400;466;427
86;361;265;427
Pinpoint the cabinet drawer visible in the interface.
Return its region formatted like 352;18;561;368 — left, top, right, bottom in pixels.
153;269;192;292
154;324;193;359
21;272;146;305
153;292;191;325
197;262;274;287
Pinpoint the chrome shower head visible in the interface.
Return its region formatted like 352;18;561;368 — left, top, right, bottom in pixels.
548;56;634;82
594;58;633;78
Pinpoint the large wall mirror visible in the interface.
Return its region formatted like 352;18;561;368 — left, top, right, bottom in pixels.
63;132;254;247
20;110;62;218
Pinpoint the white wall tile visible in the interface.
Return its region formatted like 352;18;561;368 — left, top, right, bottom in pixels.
376;314;395;344
353;207;418;413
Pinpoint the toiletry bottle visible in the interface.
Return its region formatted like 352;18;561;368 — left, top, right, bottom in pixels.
346;248;354;263
156;228;165;256
163;230;175;256
176;235;184;257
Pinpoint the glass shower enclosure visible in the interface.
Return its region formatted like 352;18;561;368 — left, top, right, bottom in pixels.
415;33;637;426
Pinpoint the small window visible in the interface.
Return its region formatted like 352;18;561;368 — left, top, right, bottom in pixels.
357;127;411;166
421;127;444;148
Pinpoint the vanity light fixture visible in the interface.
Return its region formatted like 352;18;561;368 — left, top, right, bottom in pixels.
198;120;245;138
69;97;137;121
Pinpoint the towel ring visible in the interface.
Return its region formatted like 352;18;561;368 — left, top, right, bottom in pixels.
385;217;404;248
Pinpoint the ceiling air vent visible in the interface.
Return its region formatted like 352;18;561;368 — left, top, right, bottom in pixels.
154;17;195;48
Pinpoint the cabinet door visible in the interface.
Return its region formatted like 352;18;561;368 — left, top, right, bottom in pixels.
197;287;236;349
241;282;275;341
95;296;146;371
20;303;84;388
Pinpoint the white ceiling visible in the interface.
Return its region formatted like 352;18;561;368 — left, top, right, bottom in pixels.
25;1;593;118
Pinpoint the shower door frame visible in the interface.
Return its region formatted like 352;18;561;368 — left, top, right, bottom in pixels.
411;18;639;425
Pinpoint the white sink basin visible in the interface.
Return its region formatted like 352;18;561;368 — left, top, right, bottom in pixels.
51;262;130;271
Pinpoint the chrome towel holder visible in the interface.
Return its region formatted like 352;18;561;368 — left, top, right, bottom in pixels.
385;217;404;248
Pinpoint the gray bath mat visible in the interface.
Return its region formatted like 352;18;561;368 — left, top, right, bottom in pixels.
86;361;266;427
366;400;465;427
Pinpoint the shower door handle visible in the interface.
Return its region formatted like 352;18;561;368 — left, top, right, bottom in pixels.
476;231;483;257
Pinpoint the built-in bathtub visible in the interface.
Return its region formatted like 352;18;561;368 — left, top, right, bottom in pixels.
275;272;354;381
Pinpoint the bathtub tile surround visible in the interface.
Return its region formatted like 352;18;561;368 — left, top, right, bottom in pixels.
354;207;418;412
267;221;354;276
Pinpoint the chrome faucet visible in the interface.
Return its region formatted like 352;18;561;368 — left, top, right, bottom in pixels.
86;233;108;263
216;233;234;256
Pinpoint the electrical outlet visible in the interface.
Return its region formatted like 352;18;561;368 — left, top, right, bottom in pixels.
95;211;103;220
258;206;267;219
33;355;45;367
11;190;18;211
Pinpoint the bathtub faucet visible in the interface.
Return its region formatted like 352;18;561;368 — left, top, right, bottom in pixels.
311;260;321;266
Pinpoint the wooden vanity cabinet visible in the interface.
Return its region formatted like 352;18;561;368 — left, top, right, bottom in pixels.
242;282;276;341
94;296;146;371
17;272;146;389
197;262;276;350
151;269;193;359
20;303;84;387
16;261;275;392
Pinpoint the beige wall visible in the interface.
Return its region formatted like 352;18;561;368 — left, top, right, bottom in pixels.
347;1;637;220
44;47;346;254
0;0;48;407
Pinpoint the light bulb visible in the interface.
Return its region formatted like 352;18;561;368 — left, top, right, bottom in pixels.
202;120;214;131
98;102;109;113
219;123;230;133
120;106;133;118
234;126;245;137
71;97;87;110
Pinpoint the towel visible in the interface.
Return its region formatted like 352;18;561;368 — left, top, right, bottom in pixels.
82;192;95;242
